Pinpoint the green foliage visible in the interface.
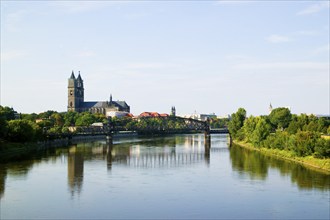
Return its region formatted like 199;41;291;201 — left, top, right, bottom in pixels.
314;138;330;158
210;118;229;129
0;106;16;121
75;112;95;126
269;107;292;129
263;131;291;150
37;119;53;128
0;118;8;139
21;113;38;122
251;118;272;146
37;110;57;119
242;116;258;142
50;113;64;127
231;107;329;159
6;119;41;142
293;131;319;157
64;111;79;126
228;108;246;139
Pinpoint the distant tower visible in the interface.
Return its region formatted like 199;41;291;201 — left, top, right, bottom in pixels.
269;103;273;114
110;94;113;105
76;71;84;107
171;106;176;116
68;71;84;112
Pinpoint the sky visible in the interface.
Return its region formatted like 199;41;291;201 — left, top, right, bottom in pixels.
1;0;329;116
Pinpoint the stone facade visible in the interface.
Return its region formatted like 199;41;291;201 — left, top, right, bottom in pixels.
67;71;130;114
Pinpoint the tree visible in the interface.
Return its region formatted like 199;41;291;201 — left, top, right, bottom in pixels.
21;113;38;122
251;118;272;146
269;107;292;130
228;108;246;139
314;138;330;158
0;118;8;139
242;116;258;142
6;119;41;142
0;106;16;121
293;131;319;157
51;113;64;127
75;112;95;126
64;111;79;126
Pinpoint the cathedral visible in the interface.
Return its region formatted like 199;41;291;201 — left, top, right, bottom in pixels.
67;71;130;115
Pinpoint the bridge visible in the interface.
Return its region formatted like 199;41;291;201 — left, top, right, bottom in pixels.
77;116;228;136
44;116;230;142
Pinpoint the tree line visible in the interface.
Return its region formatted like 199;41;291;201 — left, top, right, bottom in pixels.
0;105;229;143
0;106;109;142
228;107;330;158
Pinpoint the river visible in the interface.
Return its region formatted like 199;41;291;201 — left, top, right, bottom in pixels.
0;134;329;219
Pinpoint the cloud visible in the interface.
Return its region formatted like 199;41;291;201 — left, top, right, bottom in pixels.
313;44;330;54
126;62;180;70
76;51;96;58
266;34;291;43
3;9;29;32
297;2;330;15
49;1;127;14
215;0;255;5
1;50;26;62
234;61;328;73
295;30;320;36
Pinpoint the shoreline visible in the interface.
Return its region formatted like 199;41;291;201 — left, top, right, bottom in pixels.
233;140;330;174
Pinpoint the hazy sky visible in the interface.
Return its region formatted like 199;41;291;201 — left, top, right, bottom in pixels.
1;1;329;116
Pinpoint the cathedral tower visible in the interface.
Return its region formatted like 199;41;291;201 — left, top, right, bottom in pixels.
68;71;84;112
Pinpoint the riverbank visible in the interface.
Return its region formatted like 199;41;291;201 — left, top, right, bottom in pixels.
0;140;40;163
233;140;330;174
0;131;141;163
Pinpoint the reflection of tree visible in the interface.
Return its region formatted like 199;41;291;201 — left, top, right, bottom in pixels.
266;152;330;190
0;165;6;198
290;163;329;190
231;144;330;190
68;146;84;197
230;144;268;180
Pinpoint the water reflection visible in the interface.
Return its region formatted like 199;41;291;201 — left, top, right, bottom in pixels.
230;144;268;180
65;135;211;194
0;135;329;201
0;165;6;198
68;146;84;196
230;144;330;190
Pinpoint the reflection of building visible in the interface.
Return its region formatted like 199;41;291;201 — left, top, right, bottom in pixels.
68;146;84;196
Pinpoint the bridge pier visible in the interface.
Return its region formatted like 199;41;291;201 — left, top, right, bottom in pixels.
106;134;113;144
106;116;113;144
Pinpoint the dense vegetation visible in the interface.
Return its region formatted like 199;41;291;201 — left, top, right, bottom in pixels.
228;107;330;158
1;105;228;144
0;106;109;143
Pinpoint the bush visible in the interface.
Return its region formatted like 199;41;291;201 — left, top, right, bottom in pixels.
314;138;330;158
6;119;41;142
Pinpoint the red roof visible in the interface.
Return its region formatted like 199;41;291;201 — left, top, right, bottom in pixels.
139;112;169;118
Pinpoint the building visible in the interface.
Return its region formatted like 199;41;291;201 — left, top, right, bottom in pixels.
180;112;217;121
67;71;130;115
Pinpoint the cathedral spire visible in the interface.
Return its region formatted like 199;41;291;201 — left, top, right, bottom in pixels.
70;70;76;79
77;71;82;81
269;103;273;114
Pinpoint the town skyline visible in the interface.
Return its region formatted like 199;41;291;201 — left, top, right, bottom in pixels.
1;1;329;116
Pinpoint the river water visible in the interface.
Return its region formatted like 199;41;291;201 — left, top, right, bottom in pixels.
0;134;329;219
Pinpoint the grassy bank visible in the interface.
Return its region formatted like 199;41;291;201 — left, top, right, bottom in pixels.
233;140;330;174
